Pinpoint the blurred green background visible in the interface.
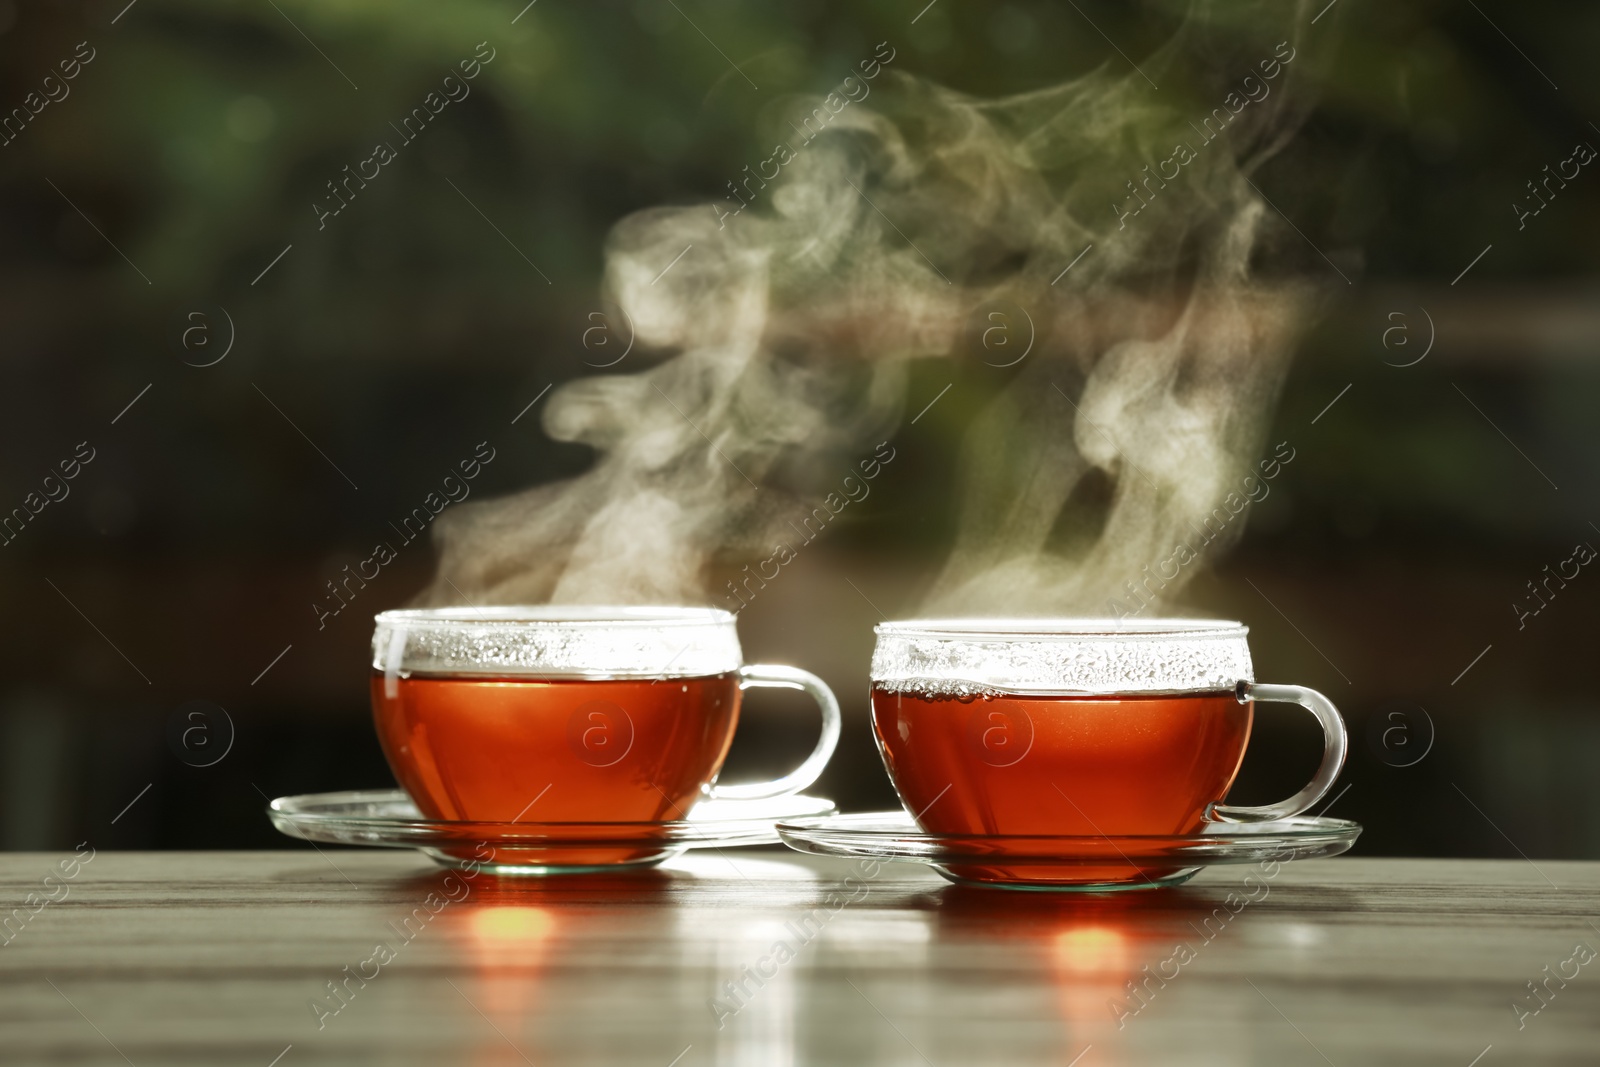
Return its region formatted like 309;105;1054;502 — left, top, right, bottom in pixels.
2;0;1598;860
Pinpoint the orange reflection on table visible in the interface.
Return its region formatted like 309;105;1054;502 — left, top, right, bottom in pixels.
933;887;1154;1062
447;904;557;1064
1051;923;1134;1033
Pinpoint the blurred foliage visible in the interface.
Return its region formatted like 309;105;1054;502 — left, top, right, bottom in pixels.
1;0;1596;554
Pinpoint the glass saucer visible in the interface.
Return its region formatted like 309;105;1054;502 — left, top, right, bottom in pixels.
775;811;1361;891
268;789;836;875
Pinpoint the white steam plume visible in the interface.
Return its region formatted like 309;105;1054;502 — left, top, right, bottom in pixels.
418;0;1338;615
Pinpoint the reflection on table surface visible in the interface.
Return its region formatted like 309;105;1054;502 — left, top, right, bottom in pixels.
3;849;1597;1065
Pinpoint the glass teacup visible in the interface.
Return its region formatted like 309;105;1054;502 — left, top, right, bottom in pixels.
869;617;1347;886
371;606;841;868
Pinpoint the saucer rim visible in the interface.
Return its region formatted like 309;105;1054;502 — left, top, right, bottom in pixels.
266;788;835;841
774;810;1361;843
773;811;1361;883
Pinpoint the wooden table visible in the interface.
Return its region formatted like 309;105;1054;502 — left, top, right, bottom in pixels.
3;849;1597;1065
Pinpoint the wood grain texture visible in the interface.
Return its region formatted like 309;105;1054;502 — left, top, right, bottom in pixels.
1;850;1598;1065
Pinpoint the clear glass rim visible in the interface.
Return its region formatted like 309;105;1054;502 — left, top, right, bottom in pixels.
371;605;741;678
869;616;1253;695
873;617;1247;641
374;605;735;629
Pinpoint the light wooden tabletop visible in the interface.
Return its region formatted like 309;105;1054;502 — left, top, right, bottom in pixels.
2;848;1597;1066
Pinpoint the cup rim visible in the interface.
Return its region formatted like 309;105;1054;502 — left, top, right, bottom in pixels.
370;605;742;679
873;617;1247;640
374;605;736;628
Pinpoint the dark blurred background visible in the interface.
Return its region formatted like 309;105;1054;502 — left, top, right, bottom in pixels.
1;0;1596;861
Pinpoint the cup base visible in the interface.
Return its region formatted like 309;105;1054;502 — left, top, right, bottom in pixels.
424;847;685;876
934;864;1199;891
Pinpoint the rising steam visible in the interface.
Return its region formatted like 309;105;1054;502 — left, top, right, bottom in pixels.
419;0;1339;616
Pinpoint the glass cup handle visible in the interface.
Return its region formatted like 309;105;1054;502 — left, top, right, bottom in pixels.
1209;682;1349;823
708;665;842;802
